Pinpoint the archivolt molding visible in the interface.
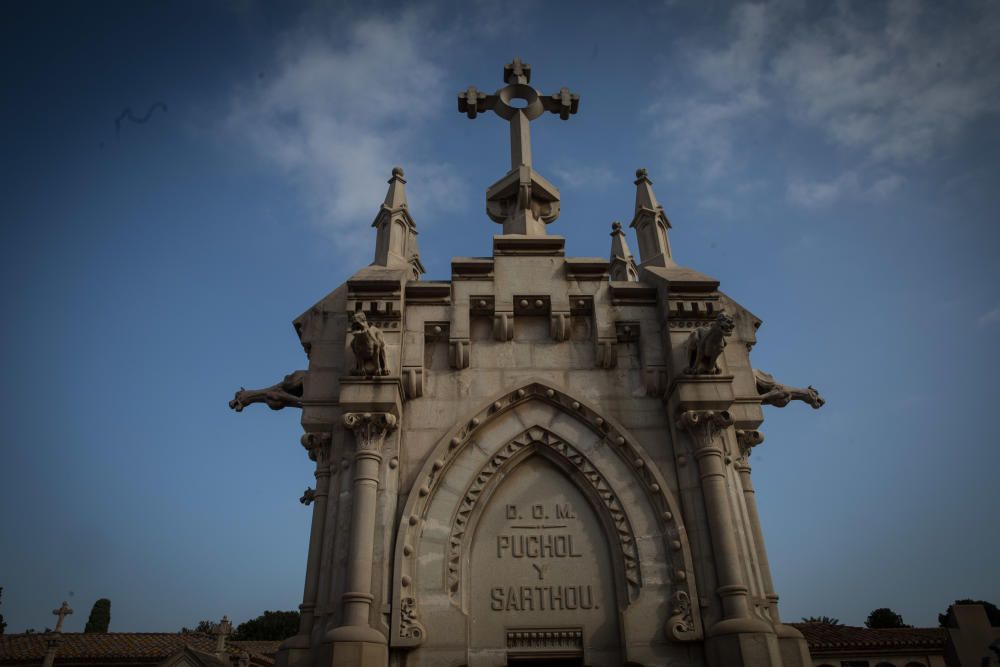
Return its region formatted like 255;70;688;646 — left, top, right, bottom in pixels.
390;381;703;648
446;426;642;603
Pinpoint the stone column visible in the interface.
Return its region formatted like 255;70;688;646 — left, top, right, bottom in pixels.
733;430;775;620
735;430;812;667
327;412;396;667
280;432;333;660
677;410;769;635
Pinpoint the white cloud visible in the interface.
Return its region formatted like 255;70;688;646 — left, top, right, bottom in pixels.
786;170;906;209
552;164;615;191
226;11;467;252
979;305;1000;326
652;1;1000;200
787;172;859;209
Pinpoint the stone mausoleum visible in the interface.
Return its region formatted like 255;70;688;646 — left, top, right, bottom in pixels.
228;59;827;667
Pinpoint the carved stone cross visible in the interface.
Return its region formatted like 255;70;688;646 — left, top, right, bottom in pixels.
458;57;579;171
458;58;580;235
52;601;73;632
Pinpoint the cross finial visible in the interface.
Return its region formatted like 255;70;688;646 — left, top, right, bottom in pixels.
52;601;73;632
458;58;579;170
457;59;580;235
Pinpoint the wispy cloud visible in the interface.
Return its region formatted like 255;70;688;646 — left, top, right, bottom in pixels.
552;164;615;191
786;170;905;209
226;11;466;252
979;305;1000;326
651;1;1000;202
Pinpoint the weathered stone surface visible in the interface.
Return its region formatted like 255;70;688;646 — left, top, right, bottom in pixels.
231;59;826;667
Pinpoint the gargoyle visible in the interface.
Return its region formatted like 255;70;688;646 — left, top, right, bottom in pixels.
684;313;735;375
228;370;305;412
350;311;388;377
299;487;316;506
753;369;825;409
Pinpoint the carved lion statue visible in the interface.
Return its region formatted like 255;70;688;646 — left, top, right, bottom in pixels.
350;311;388;377
228;370;305;412
685;313;735;375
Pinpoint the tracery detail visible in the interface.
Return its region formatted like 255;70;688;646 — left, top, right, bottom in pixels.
446;427;642;603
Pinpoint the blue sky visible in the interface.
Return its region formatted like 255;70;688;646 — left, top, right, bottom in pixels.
2;0;998;633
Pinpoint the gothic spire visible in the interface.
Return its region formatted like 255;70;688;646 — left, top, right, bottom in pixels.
371;166;424;279
629;168;674;268
609;221;638;282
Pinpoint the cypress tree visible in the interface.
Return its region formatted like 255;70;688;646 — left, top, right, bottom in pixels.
84;598;111;633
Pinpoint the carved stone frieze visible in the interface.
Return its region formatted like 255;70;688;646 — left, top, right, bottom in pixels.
507;627;582;651
753;369;825;409
228;370;305;412
342;412;397;452
684;313;735;375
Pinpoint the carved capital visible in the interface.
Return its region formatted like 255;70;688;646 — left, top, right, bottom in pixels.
735;429;765;455
300;432;332;467
676;410;733;452
343;412;398;453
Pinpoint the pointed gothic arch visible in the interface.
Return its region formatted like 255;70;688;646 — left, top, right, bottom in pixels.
389;380;704;662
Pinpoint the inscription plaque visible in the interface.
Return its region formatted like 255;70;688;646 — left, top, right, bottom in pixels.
469;454;621;663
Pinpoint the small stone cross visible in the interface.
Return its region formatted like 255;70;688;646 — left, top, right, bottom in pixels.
458;58;579;171
52;601;73;632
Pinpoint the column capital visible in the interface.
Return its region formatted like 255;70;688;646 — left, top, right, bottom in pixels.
343;412;397;453
735;429;765;461
300;432;333;466
676;409;733;452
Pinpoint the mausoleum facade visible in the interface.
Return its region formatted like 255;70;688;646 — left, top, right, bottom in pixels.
229;59;825;667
